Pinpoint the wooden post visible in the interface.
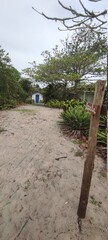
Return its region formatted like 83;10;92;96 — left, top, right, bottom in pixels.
77;80;106;219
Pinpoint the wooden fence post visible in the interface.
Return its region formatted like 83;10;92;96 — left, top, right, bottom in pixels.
77;80;106;219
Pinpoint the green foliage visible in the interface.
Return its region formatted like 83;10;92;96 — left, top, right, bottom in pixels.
60;101;107;145
23;31;107;89
46;99;65;109
97;130;107;145
61;105;90;136
20;78;32;95
75;83;95;92
25;97;34;104
32;84;42;94
97;115;107;145
89;196;98;206
99;115;107;129
0;65;23;108
0;46;28;109
45;98;83;109
43;83;74;102
23;32;106;107
63;99;85;111
0;99;18;110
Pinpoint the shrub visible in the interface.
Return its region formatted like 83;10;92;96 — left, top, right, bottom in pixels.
60;104;107;146
60;105;90;136
0;99;18;110
63;99;85;111
25;97;34;104
46;99;65;108
46;98;85;109
99;115;107;129
97;130;107;145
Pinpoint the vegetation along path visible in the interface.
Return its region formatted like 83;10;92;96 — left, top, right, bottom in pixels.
0;105;107;240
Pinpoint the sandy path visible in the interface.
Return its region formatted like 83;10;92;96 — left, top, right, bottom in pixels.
0;105;107;240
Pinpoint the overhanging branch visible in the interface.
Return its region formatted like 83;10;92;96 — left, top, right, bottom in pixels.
32;0;107;34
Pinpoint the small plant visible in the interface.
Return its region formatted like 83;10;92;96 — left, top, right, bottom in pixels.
90;196;102;207
89;196;98;205
75;150;83;157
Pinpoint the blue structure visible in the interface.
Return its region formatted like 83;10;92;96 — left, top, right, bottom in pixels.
36;94;39;103
32;93;43;103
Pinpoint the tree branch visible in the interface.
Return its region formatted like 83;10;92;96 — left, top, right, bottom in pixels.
32;0;107;34
58;0;87;17
32;6;73;22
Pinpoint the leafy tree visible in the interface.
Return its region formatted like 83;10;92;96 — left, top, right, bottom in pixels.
20;78;32;95
0;46;26;108
0;47;11;66
31;84;42;94
43;83;73;102
23;29;107;90
61;30;107;80
32;0;107;34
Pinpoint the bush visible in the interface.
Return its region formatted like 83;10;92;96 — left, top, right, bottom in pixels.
25;97;34;104
60;104;107;145
63;99;85;111
61;105;90;136
43;83;74;103
99;115;107;129
45;98;84;109
0;99;18;110
46;99;65;108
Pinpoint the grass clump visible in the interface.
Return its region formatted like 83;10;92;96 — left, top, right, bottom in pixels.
75;150;83;157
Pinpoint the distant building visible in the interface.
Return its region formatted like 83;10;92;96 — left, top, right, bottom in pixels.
32;93;43;103
78;91;94;103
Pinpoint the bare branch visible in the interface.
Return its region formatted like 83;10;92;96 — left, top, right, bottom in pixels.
42;12;72;22
32;7;42;16
32;0;107;34
58;0;87;17
32;6;72;22
89;0;101;2
62;18;90;30
79;0;93;16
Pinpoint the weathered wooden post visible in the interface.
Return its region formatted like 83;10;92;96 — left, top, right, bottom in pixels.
77;80;106;221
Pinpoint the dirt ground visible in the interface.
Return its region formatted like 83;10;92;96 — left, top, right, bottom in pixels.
0;105;107;240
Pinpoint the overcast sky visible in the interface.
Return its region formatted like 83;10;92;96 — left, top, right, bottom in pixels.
0;0;107;72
